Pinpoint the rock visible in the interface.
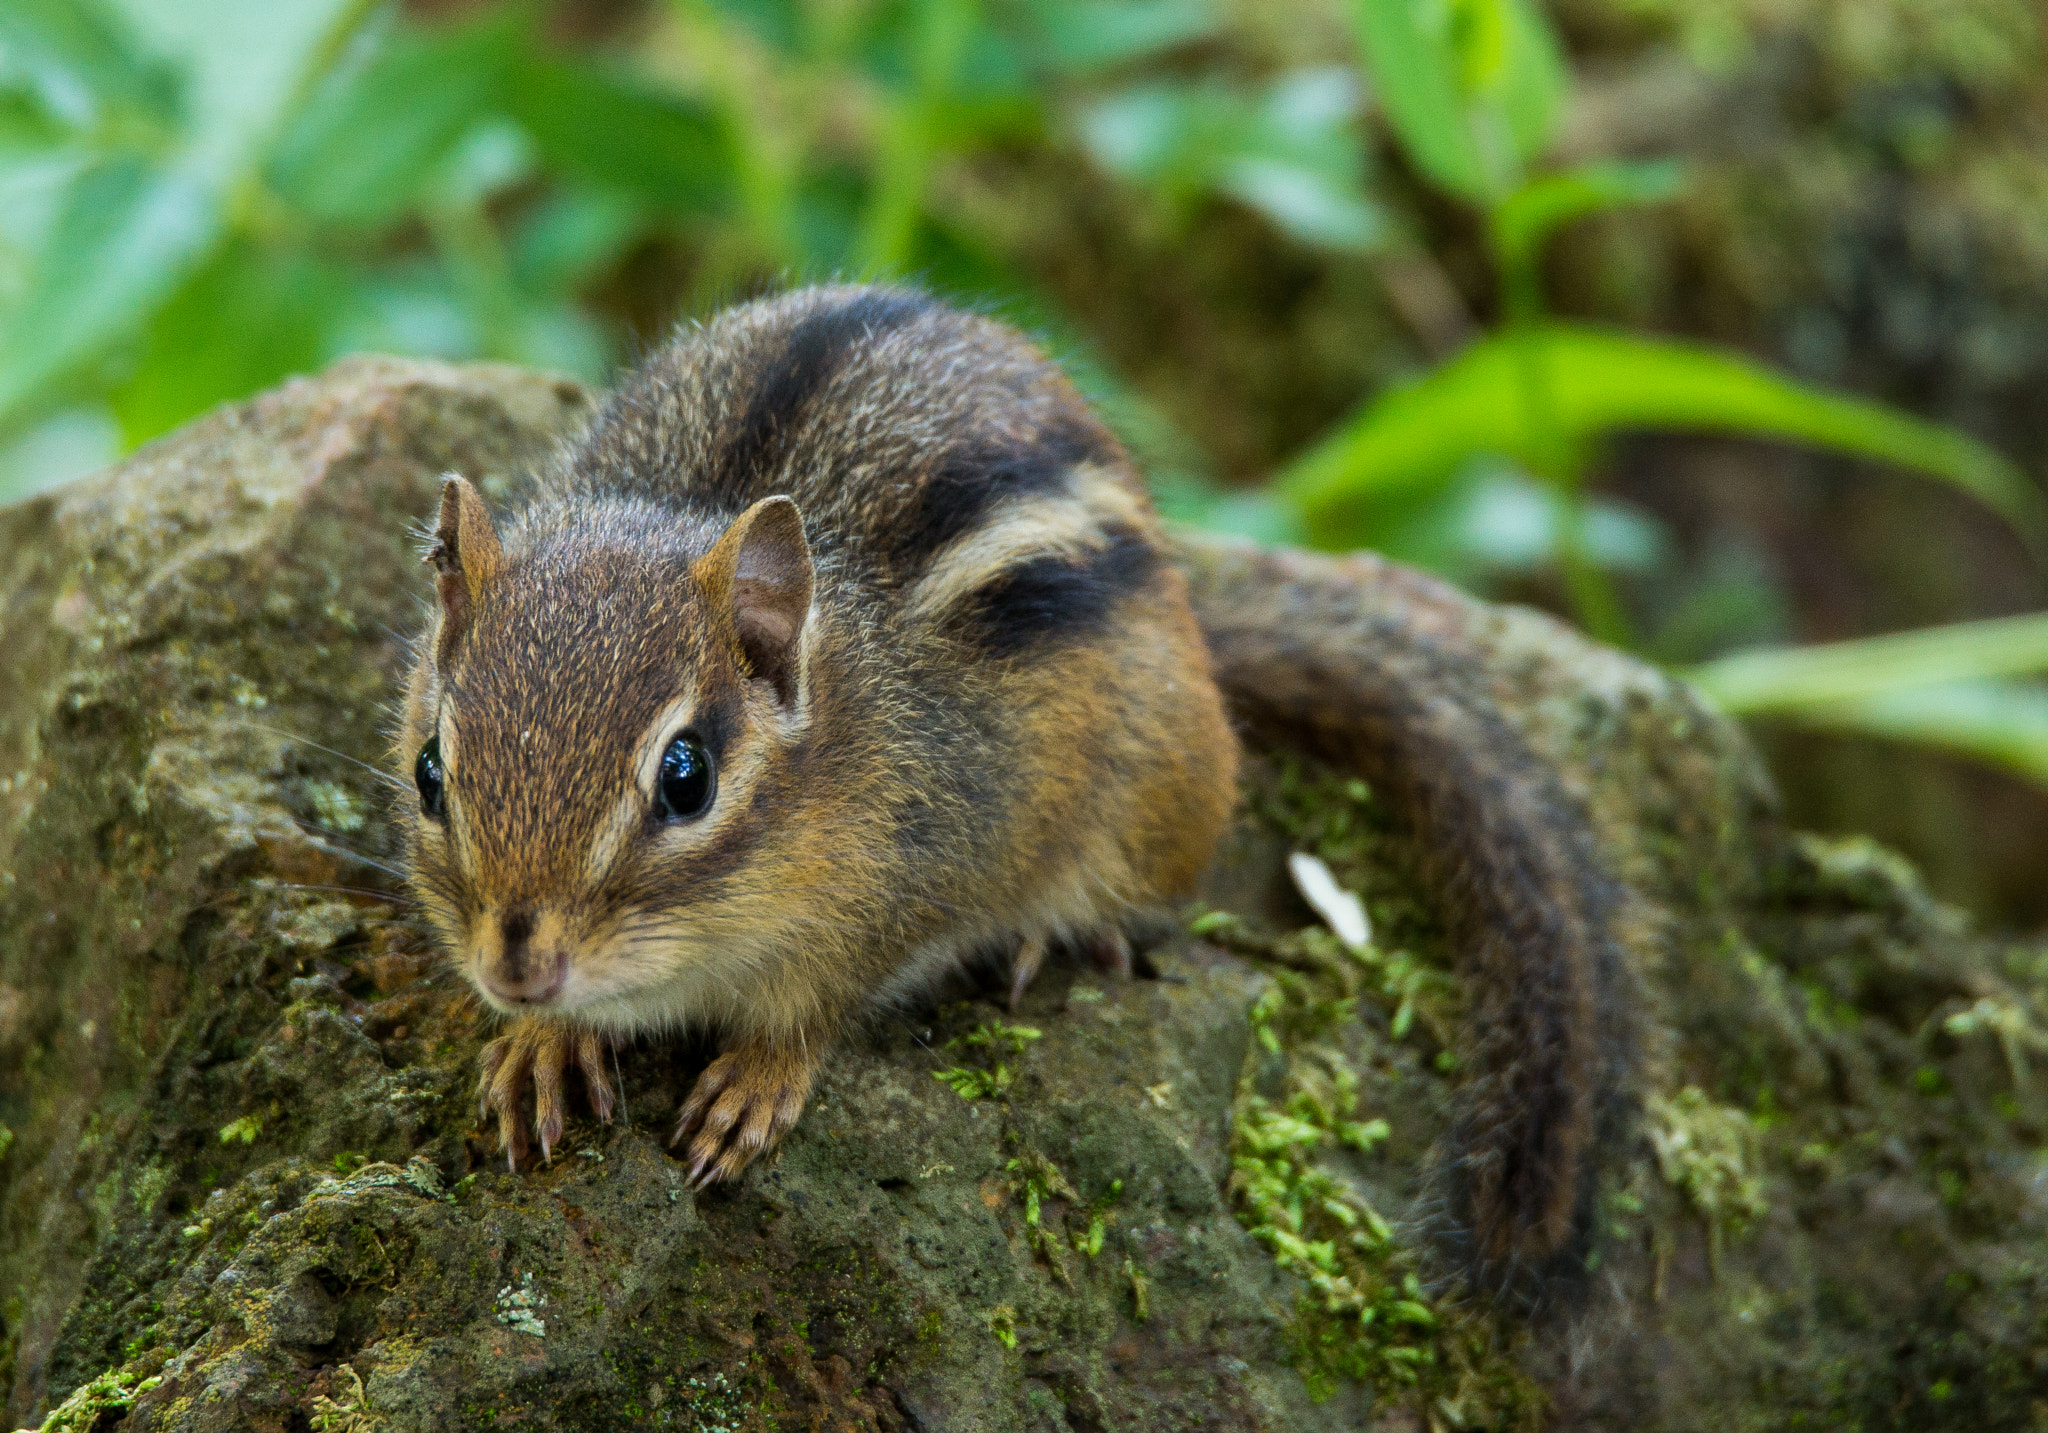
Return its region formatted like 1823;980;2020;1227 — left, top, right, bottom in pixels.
2;359;2044;1431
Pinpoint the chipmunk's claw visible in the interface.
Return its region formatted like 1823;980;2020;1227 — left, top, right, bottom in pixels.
477;1018;614;1168
671;1038;817;1186
1008;935;1047;1013
579;1037;617;1123
1091;930;1134;981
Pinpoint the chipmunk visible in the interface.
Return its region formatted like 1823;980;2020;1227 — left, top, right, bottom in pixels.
395;284;1635;1304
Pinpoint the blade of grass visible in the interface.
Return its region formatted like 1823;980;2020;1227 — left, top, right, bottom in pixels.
1277;325;2048;559
1765;679;2048;788
1687;612;2048;713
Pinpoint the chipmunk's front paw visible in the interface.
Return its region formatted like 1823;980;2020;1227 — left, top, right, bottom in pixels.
672;1038;817;1188
477;1017;615;1168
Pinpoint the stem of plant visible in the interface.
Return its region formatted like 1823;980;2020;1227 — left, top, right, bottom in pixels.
1555;486;1633;648
1497;239;1637;649
855;0;978;277
679;0;803;274
424;199;520;361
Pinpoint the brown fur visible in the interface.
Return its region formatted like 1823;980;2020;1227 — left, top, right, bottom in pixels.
396;287;1238;1182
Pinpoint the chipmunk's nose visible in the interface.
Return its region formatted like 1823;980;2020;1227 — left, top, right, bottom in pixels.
478;907;566;1005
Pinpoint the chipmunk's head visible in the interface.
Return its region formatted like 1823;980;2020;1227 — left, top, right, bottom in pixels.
397;475;827;1026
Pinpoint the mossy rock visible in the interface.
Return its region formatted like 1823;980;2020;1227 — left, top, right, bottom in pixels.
2;359;2044;1431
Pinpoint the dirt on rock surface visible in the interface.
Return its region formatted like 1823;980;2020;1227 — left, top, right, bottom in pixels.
1;359;2044;1431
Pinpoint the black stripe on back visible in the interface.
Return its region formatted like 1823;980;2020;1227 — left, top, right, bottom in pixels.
890;409;1120;573
715;290;935;493
958;523;1161;657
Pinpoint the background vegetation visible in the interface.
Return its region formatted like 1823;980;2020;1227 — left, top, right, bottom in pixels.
4;0;2046;926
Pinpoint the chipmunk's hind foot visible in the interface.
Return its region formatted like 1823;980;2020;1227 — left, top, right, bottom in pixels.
1006;929;1135;1011
673;1037;819;1188
478;1018;616;1169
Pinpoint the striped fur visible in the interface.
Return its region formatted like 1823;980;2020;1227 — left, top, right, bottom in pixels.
396;286;1238;1181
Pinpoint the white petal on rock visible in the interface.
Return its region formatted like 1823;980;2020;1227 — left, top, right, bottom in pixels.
1287;851;1371;951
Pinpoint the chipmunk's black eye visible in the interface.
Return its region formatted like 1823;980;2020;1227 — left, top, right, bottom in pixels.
414;737;446;819
655;735;714;821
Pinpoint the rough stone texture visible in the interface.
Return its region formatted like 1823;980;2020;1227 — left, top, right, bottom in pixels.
1;359;2044;1431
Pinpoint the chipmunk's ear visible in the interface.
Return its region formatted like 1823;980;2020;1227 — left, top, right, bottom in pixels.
427;474;504;666
695;495;814;706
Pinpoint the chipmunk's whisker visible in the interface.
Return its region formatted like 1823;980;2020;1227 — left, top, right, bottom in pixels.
223;719;411;794
272;882;415;907
282;820;407;880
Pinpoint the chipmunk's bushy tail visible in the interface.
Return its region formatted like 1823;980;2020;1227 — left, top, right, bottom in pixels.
1176;535;1640;1309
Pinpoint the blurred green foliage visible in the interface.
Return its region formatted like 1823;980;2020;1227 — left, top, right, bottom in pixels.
0;0;1254;480
0;0;2044;788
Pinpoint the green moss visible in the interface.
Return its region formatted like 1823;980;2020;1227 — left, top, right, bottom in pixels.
1645;1086;1767;1273
24;1365;162;1432
1121;1258;1150;1323
986;1304;1019;1350
309;1364;382;1432
950;1020;1043;1053
218;1115;262;1145
127;1162;171;1219
1213;758;1546;1426
88;1172;123;1232
931;1064;1015;1100
930;1011;1055;1102
1004;1148;1080;1284
1938;994;2048;1087
305;780;367;834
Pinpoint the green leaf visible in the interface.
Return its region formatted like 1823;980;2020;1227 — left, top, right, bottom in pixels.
1642;538;1791;665
1350;0;1483;201
112;0;373;183
1759;680;2048;789
1080;70;1382;251
509;188;645;296
0;0;370;434
1277;324;2047;555
1491;159;1684;278
426;117;536;211
269;12;518;228
503;54;729;217
0;151;93;286
1020;0;1218;74
1224;69;1383;250
0;404;120;503
1489;0;1566;166
0;0;180;139
0;156;216;427
1350;0;1566;205
325;264;474;359
0;94;74;155
855;0;982;276
506;302;611;383
1687;613;2048;713
108;237;343;446
1356;461;1669;581
704;0;803;53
